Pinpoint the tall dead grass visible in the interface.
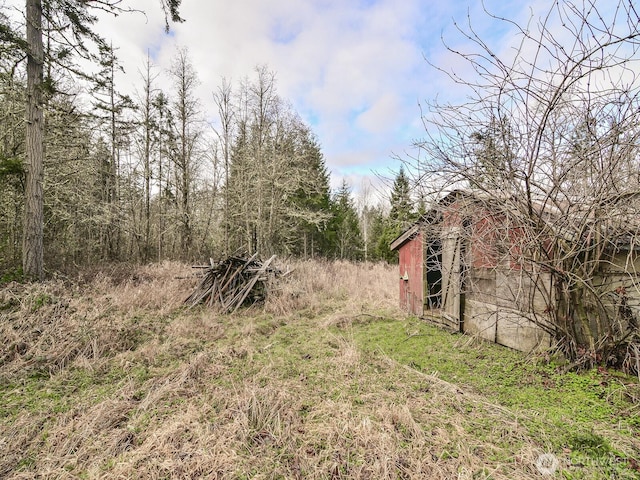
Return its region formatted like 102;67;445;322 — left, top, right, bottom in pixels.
0;261;194;381
264;259;399;317
0;259;558;479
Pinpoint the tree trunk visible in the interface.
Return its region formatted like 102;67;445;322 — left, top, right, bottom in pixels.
24;0;44;280
108;47;120;260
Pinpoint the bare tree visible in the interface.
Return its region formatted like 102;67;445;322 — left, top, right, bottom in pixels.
168;47;202;258
129;53;160;262
212;78;235;255
410;0;640;365
152;90;172;261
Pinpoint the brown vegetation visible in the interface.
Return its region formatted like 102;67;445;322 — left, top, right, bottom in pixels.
0;260;638;479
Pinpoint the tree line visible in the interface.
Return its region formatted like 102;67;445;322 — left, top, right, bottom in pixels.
0;2;418;277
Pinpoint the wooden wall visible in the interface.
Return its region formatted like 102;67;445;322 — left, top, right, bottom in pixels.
398;231;425;316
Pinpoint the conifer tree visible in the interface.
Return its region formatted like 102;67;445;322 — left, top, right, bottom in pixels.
362;204;387;262
285;128;332;258
224;69;333;257
377;166;416;263
389;166;414;227
5;0;182;279
328;180;363;260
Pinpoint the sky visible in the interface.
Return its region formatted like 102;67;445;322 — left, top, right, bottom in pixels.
4;0;546;198
90;0;546;196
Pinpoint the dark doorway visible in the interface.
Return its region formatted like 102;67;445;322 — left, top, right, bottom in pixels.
425;239;442;309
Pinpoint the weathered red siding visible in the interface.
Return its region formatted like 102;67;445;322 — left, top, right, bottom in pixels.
471;213;500;269
391;191;554;353
398;231;424;315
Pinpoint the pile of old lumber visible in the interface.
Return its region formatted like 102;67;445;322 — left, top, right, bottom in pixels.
184;254;280;312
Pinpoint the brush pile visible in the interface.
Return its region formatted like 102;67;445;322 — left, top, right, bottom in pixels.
184;254;282;312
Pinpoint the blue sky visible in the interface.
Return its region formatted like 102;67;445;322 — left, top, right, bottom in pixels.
5;0;544;197
86;0;544;194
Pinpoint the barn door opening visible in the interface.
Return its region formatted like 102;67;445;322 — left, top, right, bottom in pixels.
425;238;442;309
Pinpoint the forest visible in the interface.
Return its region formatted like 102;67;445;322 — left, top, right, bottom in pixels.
0;1;418;280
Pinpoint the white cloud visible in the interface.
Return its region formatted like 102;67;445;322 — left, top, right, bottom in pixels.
4;0;548;184
124;0;439;178
356;93;404;135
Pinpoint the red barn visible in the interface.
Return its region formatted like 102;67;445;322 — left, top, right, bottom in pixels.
392;189;640;357
390;191;553;352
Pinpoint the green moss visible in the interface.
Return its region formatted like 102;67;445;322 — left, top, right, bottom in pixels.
0;267;22;286
566;432;612;457
349;317;640;479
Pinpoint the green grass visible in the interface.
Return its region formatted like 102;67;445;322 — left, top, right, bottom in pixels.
350;316;640;479
0;267;22;285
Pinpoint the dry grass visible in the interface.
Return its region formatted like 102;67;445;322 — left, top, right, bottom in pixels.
264;259;398;315
0;261;192;381
1;259;638;479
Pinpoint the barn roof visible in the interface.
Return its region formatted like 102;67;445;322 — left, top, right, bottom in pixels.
389;189;640;252
389;222;421;251
389;207;442;252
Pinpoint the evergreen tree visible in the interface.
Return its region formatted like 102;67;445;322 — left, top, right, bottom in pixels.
377;166;416;263
469;115;517;191
388;166;414;227
328;180;363;260
362;204;387;262
374;224;397;264
43;93;104;268
90;43;135;260
225;69;333;257
0;68;25;273
2;0;182;279
285;127;332;258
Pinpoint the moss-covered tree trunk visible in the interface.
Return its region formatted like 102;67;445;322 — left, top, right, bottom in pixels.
23;0;44;281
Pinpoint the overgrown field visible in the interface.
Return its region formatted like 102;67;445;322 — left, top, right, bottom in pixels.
1;260;639;479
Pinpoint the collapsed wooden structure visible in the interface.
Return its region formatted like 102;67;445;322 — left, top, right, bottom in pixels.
391;190;640;354
184;254;280;312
